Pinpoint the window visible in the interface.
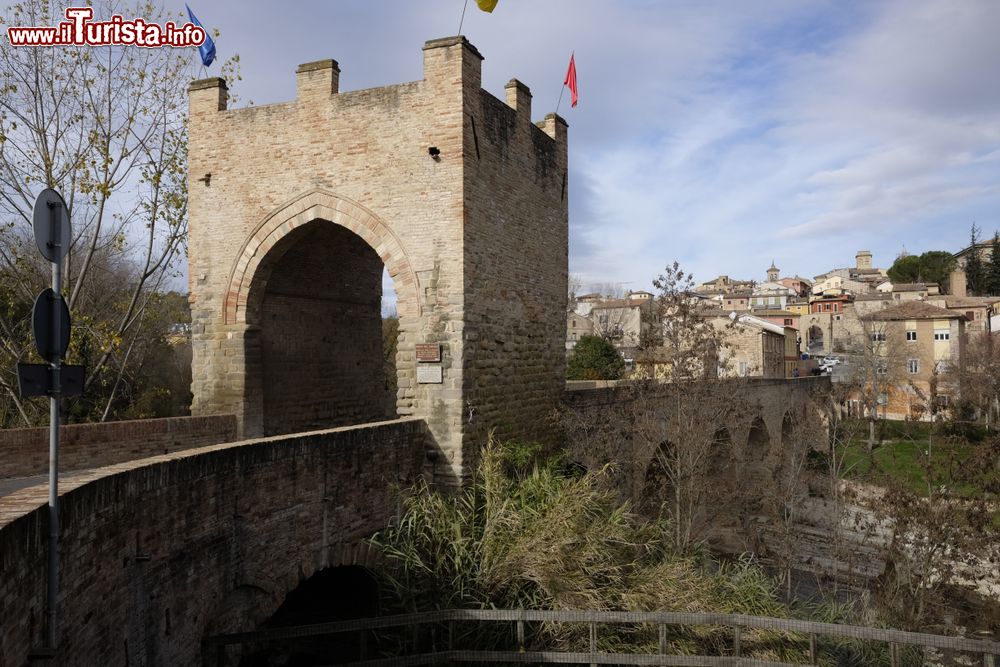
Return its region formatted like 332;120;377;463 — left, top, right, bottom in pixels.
571;333;576;341
835;315;841;321
905;330;917;341
934;330;950;341
907;359;919;374
572;320;576;328
936;395;951;407
966;311;975;321
876;361;888;375
784;318;793;326
738;361;749;376
871;332;886;342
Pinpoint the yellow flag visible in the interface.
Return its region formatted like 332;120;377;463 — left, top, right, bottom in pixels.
476;0;499;12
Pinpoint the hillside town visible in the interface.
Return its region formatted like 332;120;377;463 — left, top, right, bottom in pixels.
568;239;1000;421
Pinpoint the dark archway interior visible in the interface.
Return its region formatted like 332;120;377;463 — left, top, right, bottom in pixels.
255;222;397;435
807;325;824;351
746;418;772;477
239;566;380;666
640;441;675;515
781;412;796;446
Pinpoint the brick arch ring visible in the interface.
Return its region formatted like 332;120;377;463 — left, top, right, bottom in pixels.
223;189;420;325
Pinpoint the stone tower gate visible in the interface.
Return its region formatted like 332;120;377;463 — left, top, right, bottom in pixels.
187;37;569;478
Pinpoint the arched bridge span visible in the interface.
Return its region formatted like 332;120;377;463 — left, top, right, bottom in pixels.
0;419;433;666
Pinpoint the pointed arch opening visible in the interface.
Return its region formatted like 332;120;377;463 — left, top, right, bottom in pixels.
226;192;419;436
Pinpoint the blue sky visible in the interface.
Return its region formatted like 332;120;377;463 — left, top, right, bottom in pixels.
198;0;1000;292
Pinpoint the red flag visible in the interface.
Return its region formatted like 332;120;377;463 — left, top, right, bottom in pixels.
563;53;578;108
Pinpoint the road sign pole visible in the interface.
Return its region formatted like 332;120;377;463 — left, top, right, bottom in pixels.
46;200;62;650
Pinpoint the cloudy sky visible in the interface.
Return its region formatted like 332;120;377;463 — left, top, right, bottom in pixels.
200;0;1000;293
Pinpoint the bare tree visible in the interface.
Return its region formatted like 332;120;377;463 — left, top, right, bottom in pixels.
844;318;906;451
625;263;754;553
567;273;584;311
872;425;995;629
948;332;1000;428
635;262;722;381
0;0;239;425
762;408;826;600
628;376;753;555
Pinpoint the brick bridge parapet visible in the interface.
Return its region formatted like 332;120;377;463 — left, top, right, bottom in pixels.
0;418;434;666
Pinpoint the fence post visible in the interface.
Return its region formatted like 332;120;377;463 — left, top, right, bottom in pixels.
809;633;817;663
589;621;597;667
733;626;742;657
984;654;996;667
659;624;667;655
890;642;900;667
448;621;454;650
517;619;525;652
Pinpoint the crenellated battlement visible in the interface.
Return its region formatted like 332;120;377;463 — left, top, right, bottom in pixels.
188;36;564;148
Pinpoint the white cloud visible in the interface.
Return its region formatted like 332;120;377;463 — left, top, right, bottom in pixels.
208;0;1000;289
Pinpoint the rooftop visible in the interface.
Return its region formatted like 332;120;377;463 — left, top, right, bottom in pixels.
865;301;964;321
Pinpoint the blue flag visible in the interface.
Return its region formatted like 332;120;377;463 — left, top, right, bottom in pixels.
185;5;216;67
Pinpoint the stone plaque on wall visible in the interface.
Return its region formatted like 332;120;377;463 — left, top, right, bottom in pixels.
415;343;441;363
416;365;443;384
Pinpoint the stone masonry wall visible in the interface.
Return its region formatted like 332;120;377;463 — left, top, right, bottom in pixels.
188;44;469;460
187;36;568;480
562;378;829;503
0;415;236;479
0;418;430;666
461;80;568;457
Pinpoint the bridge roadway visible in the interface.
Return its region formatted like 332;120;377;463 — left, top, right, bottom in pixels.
0;473;47;498
0;417;433;667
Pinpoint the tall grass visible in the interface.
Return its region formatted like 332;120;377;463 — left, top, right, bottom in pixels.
368;437;917;664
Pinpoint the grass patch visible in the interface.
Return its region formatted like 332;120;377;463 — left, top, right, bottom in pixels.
841;437;975;497
839;420;1000;527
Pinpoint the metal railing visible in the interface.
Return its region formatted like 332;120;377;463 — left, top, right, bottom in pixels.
204;608;1000;666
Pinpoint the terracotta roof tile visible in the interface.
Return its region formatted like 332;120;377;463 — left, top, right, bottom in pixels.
865;301;964;321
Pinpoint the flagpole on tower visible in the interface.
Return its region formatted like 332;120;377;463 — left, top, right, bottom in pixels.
458;0;469;35
555;86;565;116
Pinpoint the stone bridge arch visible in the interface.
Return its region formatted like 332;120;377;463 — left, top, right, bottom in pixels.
223;190;420;325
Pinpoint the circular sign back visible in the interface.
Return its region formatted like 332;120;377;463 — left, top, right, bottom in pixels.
32;288;71;363
32;188;72;262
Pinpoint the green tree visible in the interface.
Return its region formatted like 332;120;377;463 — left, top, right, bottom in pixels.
914;250;956;289
987;232;1000;297
567;335;625;380
964;224;986;296
886;251;955;290
887;254;921;284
